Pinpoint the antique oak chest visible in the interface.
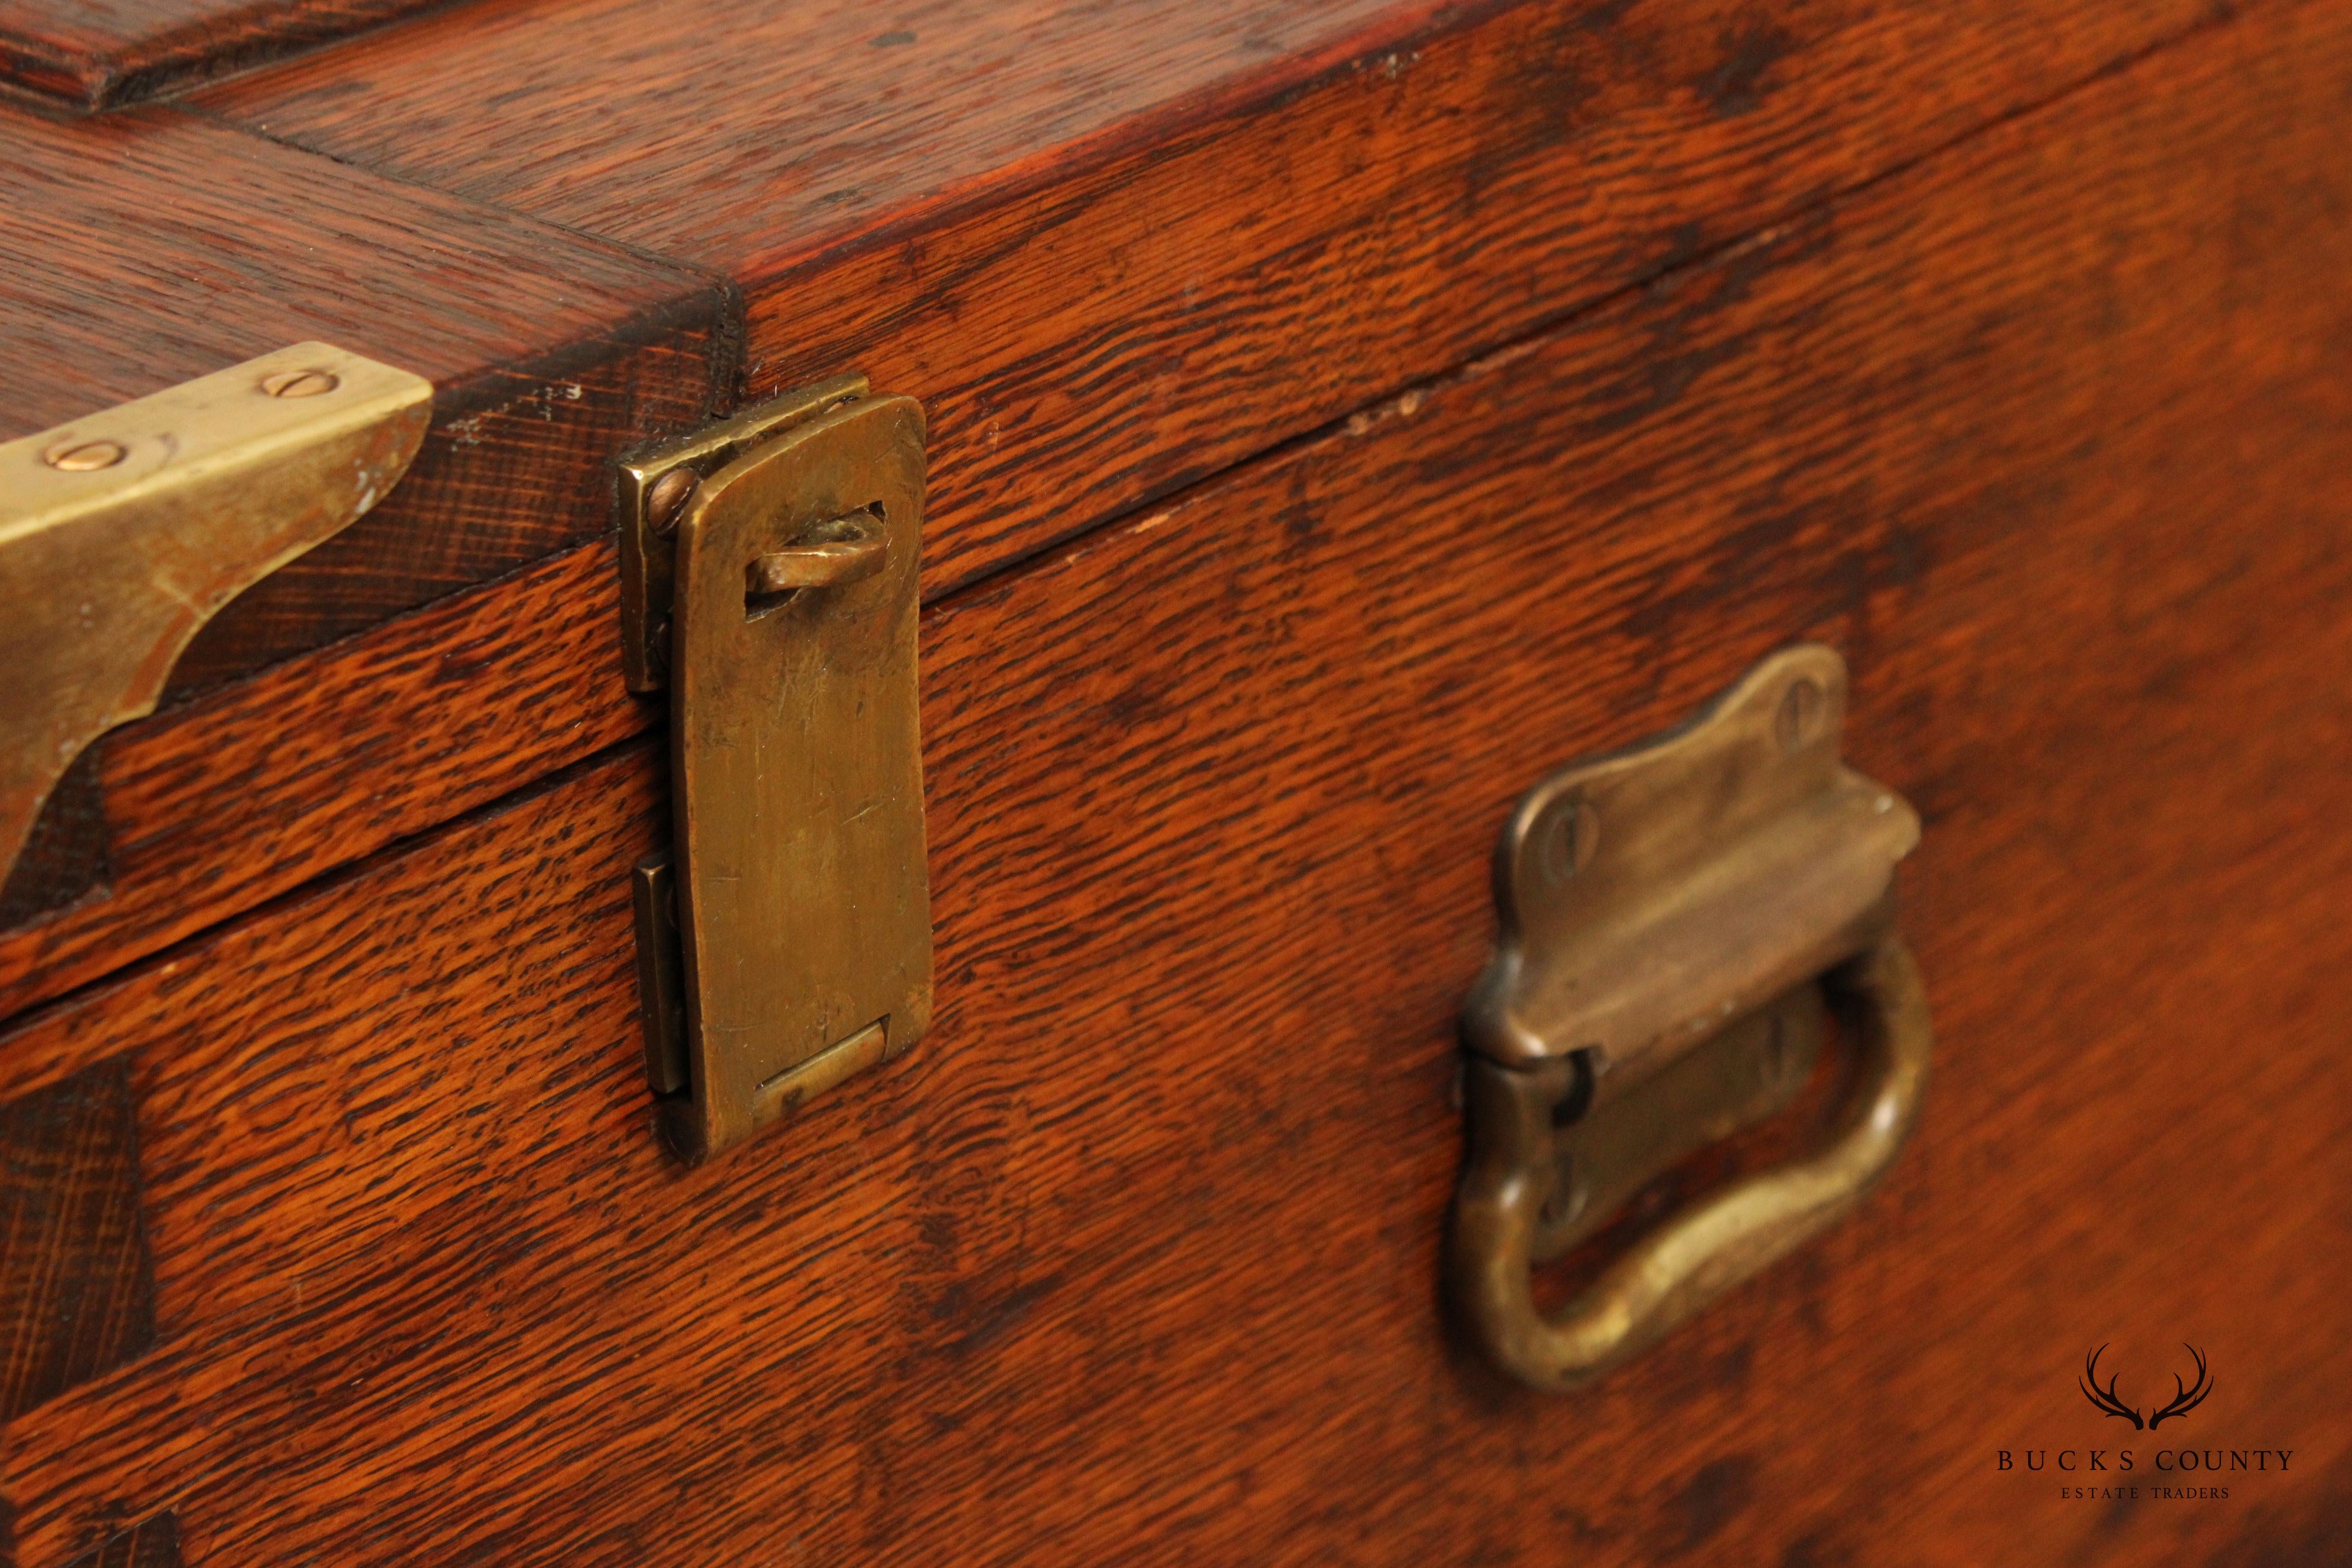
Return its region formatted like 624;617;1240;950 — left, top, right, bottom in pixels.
2;2;2348;1564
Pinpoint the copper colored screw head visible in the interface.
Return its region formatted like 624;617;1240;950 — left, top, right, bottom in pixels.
648;469;700;537
262;368;340;398
42;439;126;471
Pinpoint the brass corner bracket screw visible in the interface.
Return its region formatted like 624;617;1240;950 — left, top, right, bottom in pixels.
262;368;341;398
41;439;126;471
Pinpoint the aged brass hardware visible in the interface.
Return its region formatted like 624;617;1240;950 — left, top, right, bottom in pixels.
625;380;932;1163
0;344;430;891
1528;983;1825;1262
618;371;868;692
1451;645;1930;1390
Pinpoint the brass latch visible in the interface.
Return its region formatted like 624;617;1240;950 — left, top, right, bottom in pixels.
0;344;431;892
1451;645;1932;1390
622;377;933;1163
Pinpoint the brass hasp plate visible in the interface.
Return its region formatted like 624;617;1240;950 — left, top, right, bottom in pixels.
1451;645;1932;1390
626;379;933;1164
0;344;432;891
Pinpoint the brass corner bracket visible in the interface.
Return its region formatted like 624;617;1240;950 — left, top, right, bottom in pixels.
0;343;432;889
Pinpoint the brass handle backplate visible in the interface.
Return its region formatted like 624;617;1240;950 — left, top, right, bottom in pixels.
1449;645;1930;1390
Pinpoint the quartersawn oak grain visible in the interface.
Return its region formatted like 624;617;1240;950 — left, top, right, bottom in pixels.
0;101;730;692
0;543;638;1020
0;1060;155;1425
200;0;2236;602
55;1513;174;1568
0;0;445;110
5;6;2352;1561
1;0;2242;981
0;752;109;932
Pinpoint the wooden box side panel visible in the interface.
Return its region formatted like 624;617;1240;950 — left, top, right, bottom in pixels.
3;5;2352;1562
0;0;441;108
0;1060;155;1425
0;102;731;705
198;0;2238;602
0;0;2262;1014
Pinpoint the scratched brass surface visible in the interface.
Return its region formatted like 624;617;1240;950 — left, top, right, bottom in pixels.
0;344;429;887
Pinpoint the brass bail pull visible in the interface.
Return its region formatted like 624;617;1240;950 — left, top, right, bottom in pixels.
1449;645;1932;1390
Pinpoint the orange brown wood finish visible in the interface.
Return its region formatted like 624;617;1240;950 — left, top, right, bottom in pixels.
0;0;429;109
54;1514;175;1568
0;103;730;695
1;2;2349;1562
0;1060;155;1425
197;0;2228;605
0;0;2295;991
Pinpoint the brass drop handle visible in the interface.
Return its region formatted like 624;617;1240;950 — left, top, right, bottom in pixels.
1449;646;1932;1391
1453;939;1930;1389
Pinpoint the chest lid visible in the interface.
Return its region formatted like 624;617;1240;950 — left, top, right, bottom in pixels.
0;0;2216;1013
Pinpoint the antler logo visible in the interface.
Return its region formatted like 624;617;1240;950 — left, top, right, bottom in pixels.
2080;1344;2212;1430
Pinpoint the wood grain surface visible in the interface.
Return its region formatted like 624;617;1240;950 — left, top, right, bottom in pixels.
0;754;111;934
0;1061;153;1426
0;0;448;110
55;1514;174;1568
0;541;640;1020
200;0;2232;602
2;0;2236;975
0;101;730;690
5;5;2351;1561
